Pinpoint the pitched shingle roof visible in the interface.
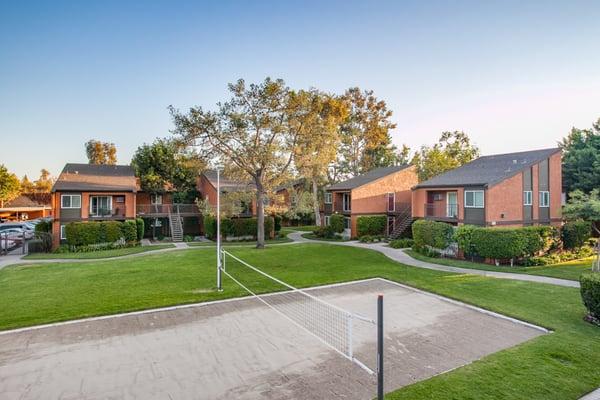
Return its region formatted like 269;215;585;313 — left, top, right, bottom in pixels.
52;163;137;192
326;165;411;191
202;170;255;193
414;148;561;189
1;194;51;209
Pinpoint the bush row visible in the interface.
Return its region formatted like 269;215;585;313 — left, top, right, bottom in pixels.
389;238;414;249
562;220;592;250
412;220;454;250
581;272;600;320
65;220;142;248
203;216;274;240
358;235;385;243
356;215;387;237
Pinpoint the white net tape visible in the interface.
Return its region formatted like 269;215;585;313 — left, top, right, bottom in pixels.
220;249;376;374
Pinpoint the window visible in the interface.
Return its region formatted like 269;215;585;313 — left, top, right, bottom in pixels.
342;193;351;212
61;194;81;209
433;194;443;201
60;225;66;240
151;194;163;205
464;190;484;208
90;196;112;217
324;216;330;226
523;191;532;206
115;196;125;203
387;193;395;212
539;191;550;207
324;192;332;204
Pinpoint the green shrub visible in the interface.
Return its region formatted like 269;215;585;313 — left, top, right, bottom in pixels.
121;220;138;242
203;215;217;239
135;218;145;240
562;220;592;250
313;225;336;239
454;225;477;256
581;272;600;319
471;228;526;261
103;221;123;243
27;239;46;253
65;221;128;247
357;215;387;237
273;215;282;232
34;220;52;233
32;232;53;253
519;227;547;257
412;219;454;250
389;238;414;249
184;235;194;242
329;214;345;234
220;217;274;240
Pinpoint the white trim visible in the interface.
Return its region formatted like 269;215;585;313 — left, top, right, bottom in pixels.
464;190;484;208
387;192;395;212
539;191;550;207
324;192;332;204
523;191;533;206
61;194;81;209
60;224;66;240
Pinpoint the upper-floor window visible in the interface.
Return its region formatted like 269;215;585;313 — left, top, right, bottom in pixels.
523;191;532;206
342;193;351;212
539;191;550;207
387;193;395;212
464;190;484;208
61;194;81;209
324;192;332;204
324;215;330;226
151;194;163;205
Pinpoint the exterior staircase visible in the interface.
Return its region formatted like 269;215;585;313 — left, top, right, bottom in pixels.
389;203;413;239
168;208;184;242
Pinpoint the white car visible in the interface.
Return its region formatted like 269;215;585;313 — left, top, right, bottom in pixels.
0;227;33;240
0;239;17;250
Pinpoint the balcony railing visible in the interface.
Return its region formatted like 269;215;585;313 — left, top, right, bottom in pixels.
89;207;126;219
136;204;200;216
424;203;458;220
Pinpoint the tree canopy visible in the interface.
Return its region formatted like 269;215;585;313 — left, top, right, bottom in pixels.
131;138;202;199
85;140;117;165
0;165;21;207
170;78;301;248
412;131;480;181
560;118;600;195
563;189;600;234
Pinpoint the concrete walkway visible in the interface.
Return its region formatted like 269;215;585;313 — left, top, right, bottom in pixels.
288;231;580;288
581;389;600;400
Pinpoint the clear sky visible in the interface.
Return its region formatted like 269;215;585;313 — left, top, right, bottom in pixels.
1;0;599;180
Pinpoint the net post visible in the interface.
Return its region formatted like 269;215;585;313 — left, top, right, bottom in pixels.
377;294;384;400
216;168;222;292
347;313;353;359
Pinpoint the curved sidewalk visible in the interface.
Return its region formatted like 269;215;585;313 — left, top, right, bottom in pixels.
289;231;579;288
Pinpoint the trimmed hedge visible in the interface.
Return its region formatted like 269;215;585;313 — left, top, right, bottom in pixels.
562;220;592;250
389;238;414;249
471;228;526;261
357;215;387;237
65;221;136;247
412;219;454;250
330;214;345;234
454;225;477;256
204;216;274;240
34;220;52;233
581;272;600;319
135;218;145;241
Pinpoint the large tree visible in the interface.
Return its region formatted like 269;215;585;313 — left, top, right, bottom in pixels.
412;131;480;181
563;189;600;271
20;175;35;193
33;169;53;193
331;88;398;181
85;140;117;165
131;138;202;200
291;89;347;225
170;78;301;248
560;118;600;195
0;165;21;207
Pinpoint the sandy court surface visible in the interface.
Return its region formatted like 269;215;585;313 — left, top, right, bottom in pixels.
0;278;545;400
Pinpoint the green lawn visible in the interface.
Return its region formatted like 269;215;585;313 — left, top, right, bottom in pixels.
404;249;594;281
1;244;599;399
22;244;175;260
187;236;293;247
284;225;317;232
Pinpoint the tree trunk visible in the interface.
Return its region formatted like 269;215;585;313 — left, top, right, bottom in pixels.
312;177;321;226
255;178;265;249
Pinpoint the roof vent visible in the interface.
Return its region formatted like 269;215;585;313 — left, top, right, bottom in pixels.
512;159;517;164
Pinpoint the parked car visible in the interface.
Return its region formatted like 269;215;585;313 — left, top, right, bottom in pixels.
0;223;35;235
0;238;17;251
0;227;33;240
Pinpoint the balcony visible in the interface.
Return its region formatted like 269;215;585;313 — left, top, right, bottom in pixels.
424;203;458;221
136;204;201;217
89;207;126;219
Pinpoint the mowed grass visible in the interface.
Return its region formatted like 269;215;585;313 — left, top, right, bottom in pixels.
22;244;175;259
0;244;599;399
187;236;293;246
405;249;594;281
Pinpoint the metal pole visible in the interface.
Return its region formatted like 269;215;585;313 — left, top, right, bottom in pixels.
216;168;222;291
377;294;384;400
